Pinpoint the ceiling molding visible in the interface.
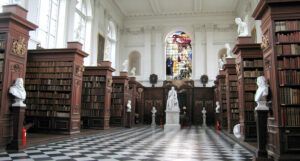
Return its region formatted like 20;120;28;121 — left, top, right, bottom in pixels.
148;0;161;15
113;0;128;16
193;0;203;12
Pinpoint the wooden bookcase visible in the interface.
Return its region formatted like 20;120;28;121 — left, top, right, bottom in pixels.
233;42;263;142
216;71;227;130
128;77;143;126
0;5;37;147
25;42;87;134
224;58;238;134
253;0;300;160
110;73;129;126
81;63;115;129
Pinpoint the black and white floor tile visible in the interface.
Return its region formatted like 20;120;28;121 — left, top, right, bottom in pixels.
0;126;254;161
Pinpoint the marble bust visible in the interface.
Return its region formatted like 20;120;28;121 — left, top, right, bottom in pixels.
215;101;220;113
255;76;269;110
122;59;129;72
235;17;249;37
225;43;233;58
126;100;132;112
9;78;26;107
233;124;241;139
130;67;136;76
166;87;179;111
151;106;157;117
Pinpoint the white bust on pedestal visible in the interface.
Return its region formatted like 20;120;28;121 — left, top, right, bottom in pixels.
215;101;220;113
151;106;157;127
122;59;129;72
255;76;269;111
9;78;26;107
165;87;180;131
202;107;207;127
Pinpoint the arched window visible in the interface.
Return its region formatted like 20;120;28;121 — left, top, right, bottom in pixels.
129;51;141;76
37;0;60;48
166;31;192;80
74;0;88;47
104;21;116;68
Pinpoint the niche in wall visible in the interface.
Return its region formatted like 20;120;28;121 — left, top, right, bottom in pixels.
129;51;141;75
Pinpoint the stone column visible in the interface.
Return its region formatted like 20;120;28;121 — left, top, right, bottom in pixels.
205;24;214;79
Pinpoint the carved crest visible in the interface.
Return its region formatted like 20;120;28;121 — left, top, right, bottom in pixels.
12;37;26;56
75;65;84;75
261;35;269;50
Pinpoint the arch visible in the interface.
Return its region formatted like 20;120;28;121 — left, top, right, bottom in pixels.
165;31;192;80
128;51;141;76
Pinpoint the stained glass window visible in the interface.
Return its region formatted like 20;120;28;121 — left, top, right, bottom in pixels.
166;31;192;80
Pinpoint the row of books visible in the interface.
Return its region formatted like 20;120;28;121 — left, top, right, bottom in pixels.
112;87;124;93
82;82;105;88
111;104;123;109
112;93;124;98
276;32;300;43
280;88;300;105
26;85;72;91
229;81;237;86
230;98;238;103
110;109;122;117
244;70;264;78
0;40;5;50
0;53;4;59
275;20;300;32
25;79;72;85
27;61;73;67
26;98;71;105
82;103;104;109
245;102;256;111
244;78;256;84
27;67;73;73
245;92;255;101
27;92;70;99
276;44;300;55
112;98;122;104
278;70;300;85
244;84;257;91
228;75;237;81
245;111;255;121
229;86;237;91
82;95;105;102
230;91;238;98
243;60;263;68
231;108;239;113
83;76;106;82
283;107;300;126
230;103;238;108
231;113;239;120
26;110;70;118
26;73;73;79
81;109;104;117
82;88;105;95
278;57;300;69
26;105;71;111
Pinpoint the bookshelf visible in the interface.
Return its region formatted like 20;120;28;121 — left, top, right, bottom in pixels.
0;5;37;147
233;42;263;142
253;0;300;160
110;73;129;127
216;71;227;130
128;77;143;126
25;42;87;134
224;58;238;134
81;64;115;129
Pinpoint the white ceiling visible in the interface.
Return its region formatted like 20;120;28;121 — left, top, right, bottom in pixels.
113;0;239;17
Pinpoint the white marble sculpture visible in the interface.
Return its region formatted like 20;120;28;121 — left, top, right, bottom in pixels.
165;86;180;131
255;76;269;111
202;107;207;127
218;58;224;70
215;101;220;113
130;67;136;76
166;87;179;111
151;106;157;127
126;100;132;112
225;43;233;58
9;78;26;107
235;17;249;37
122;59;129;72
233;124;241;139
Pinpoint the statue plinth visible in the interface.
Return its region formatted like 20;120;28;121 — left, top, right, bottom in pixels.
236;36;253;44
120;71;128;76
164;109;180;131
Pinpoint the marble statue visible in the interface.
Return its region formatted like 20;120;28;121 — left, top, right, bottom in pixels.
126;100;132;112
235;17;249;37
218;58;224;70
255;76;269;110
122;59;129;72
151;106;157;127
9;78;26;107
225;43;233;58
233;124;241;139
130;67;136;76
215;101;220;113
166;87;179;111
202;107;207;127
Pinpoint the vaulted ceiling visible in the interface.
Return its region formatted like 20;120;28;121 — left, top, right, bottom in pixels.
113;0;240;17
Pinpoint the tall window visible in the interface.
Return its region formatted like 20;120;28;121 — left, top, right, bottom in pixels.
166;31;192;80
38;0;60;48
74;0;87;46
104;21;116;68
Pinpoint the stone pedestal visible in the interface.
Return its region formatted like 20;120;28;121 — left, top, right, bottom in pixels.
125;112;132;128
164;110;180;131
6;106;26;152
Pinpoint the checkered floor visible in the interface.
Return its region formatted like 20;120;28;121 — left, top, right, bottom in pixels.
0;126;254;161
